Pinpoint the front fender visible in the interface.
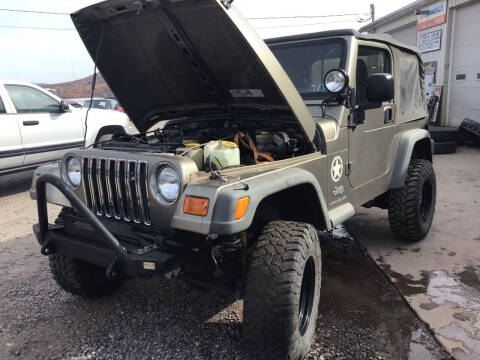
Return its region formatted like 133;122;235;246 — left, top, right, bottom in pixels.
390;128;432;189
171;168;331;235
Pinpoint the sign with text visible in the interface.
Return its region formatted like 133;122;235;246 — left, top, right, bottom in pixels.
419;30;442;53
417;1;447;31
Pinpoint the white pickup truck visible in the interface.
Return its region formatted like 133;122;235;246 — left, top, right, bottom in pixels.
0;80;137;175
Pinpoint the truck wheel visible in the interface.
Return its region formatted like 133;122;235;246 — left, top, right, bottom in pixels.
49;253;123;298
388;159;436;242
243;221;321;360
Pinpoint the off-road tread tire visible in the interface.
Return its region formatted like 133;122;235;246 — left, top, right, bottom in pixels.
459;118;480;145
49;253;123;298
243;221;321;360
433;140;457;154
388;159;436;242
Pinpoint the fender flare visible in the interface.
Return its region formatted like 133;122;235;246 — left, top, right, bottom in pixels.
209;167;332;234
390;128;432;189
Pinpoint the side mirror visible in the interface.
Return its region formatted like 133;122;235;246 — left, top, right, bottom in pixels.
366;73;394;102
59;100;70;112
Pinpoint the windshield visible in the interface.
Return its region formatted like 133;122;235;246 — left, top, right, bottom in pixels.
269;38;346;99
84;99;113;110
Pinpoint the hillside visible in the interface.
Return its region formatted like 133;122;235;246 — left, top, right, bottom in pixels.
39;73;113;99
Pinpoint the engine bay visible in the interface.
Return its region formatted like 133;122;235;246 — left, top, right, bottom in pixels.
101;118;314;171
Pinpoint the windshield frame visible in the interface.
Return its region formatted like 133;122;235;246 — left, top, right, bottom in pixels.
268;37;348;100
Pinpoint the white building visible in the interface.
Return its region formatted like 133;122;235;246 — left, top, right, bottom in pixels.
360;0;480;127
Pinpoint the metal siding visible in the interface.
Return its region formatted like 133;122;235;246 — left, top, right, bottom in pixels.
448;0;477;8
448;1;480;126
387;23;418;46
373;16;417;34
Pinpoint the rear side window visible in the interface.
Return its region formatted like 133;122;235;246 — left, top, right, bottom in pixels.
5;84;59;113
0;96;5;114
358;46;391;76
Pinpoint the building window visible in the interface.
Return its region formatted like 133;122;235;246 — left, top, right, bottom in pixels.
477;73;480;81
0;96;6;114
456;74;466;80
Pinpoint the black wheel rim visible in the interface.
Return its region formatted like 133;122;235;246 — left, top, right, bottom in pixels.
420;180;433;221
298;256;315;336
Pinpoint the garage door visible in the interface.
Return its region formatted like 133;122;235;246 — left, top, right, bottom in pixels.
388;24;417;47
448;1;480;127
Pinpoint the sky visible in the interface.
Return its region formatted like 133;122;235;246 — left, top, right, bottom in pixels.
0;0;414;84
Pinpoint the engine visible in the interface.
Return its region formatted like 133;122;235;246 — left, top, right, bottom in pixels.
100;118;310;171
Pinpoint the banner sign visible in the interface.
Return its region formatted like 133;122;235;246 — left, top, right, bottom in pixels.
417;1;447;31
419;30;442;53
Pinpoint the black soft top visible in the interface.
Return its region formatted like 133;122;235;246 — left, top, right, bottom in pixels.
265;29;420;57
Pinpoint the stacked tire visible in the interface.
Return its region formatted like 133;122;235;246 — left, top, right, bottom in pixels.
459;118;480;146
429;126;458;155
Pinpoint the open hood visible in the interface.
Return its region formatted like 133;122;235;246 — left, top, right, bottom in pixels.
72;0;316;141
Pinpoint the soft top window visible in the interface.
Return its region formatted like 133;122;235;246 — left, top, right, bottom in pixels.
269;38;346;99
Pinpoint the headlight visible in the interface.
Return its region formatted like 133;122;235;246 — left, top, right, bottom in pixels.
156;166;180;204
324;69;348;93
65;156;81;187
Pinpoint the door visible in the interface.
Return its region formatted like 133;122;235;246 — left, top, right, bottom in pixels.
447;1;480;127
387;24;418;47
4;84;84;165
0;90;24;171
348;45;395;188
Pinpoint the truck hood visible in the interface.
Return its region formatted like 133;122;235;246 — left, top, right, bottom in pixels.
71;0;316;141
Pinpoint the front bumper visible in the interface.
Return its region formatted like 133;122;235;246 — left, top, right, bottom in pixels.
34;174;177;278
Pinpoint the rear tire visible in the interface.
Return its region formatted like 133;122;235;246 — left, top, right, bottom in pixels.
243;221;321;360
49;253;123;298
388;159;436;242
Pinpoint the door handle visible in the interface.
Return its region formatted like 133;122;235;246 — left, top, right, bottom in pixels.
384;108;393;124
23;120;39;126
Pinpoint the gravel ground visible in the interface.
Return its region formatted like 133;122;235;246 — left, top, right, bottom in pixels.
0;171;450;359
0;227;450;360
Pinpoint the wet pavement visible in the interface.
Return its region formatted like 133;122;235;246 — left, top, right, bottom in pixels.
313;227;450;360
348;146;480;359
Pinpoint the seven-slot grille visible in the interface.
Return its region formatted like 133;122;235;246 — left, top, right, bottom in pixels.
82;157;151;225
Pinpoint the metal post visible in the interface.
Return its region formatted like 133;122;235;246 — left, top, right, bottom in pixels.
370;4;375;23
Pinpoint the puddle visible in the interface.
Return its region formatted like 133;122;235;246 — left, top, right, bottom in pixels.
409;328;439;360
367;260;480;359
313;226;450;360
425;270;480;359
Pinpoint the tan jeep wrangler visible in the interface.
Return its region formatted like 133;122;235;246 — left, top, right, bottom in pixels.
31;0;435;358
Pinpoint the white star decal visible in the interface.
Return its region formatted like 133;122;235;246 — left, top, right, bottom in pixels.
331;156;343;182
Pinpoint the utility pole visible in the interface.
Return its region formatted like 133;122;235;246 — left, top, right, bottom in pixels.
370;3;375;23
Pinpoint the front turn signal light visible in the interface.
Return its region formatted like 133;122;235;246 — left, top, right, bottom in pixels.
234;197;250;220
183;196;209;216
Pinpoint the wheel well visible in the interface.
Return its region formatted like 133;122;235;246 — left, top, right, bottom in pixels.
95;126;126;143
252;184;326;231
411;138;432;162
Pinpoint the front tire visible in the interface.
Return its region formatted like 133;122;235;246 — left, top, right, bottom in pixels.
49;253;123;298
388;159;436;242
243;221;321;360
